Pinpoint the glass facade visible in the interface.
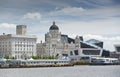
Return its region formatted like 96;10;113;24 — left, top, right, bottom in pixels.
82;50;100;55
116;47;120;52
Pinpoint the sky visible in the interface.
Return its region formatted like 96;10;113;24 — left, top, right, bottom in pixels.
0;0;120;51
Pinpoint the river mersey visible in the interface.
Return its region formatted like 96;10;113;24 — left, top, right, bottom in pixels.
0;65;120;77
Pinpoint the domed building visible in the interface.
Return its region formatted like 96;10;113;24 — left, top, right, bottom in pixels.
49;21;59;30
37;21;103;61
44;21;63;56
46;21;61;44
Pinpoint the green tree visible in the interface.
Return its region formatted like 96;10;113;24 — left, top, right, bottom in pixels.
4;55;15;59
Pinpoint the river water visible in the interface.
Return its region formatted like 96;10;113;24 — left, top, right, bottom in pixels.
0;65;120;77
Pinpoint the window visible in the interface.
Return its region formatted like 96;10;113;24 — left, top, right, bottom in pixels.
52;44;56;48
82;50;100;55
80;57;90;60
70;51;73;55
62;54;68;56
24;39;25;41
116;47;120;52
74;50;79;55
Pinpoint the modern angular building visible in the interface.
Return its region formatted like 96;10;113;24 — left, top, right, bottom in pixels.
0;25;37;59
110;44;120;59
86;39;103;48
37;22;103;60
115;44;120;53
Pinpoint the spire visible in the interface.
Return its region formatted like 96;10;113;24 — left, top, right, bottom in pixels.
53;21;55;25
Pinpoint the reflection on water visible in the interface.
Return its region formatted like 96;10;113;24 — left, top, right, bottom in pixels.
0;65;120;77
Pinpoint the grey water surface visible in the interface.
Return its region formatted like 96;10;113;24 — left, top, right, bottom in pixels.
0;65;120;77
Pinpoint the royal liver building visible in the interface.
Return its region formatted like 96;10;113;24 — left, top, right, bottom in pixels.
37;22;103;60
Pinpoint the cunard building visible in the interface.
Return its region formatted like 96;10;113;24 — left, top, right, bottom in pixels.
37;22;103;60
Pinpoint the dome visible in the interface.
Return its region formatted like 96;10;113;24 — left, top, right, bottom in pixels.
49;21;59;30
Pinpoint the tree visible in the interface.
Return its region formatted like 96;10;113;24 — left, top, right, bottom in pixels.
32;55;57;59
4;55;15;59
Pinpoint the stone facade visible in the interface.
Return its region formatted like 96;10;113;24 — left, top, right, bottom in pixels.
16;25;27;35
0;25;37;59
37;22;103;60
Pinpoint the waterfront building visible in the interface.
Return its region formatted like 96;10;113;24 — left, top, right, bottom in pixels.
86;39;110;57
36;41;46;57
110;44;120;59
86;39;103;48
37;22;103;61
115;44;120;53
0;25;37;59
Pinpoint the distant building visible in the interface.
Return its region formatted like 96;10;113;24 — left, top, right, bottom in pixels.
36;41;46;57
0;25;37;59
86;39;103;48
37;22;103;61
110;44;120;59
87;39;110;57
115;44;120;53
102;49;110;57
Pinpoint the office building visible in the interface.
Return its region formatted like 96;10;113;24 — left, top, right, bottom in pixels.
0;25;37;59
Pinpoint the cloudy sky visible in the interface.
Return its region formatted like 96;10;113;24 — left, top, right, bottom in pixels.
0;0;120;51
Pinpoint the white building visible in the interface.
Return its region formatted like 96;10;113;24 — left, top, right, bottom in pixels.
0;25;37;59
37;22;103;60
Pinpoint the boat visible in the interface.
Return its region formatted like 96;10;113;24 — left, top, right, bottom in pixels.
89;57;119;65
0;58;9;68
0;57;73;68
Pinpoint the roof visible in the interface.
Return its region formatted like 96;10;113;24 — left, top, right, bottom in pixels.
49;21;59;30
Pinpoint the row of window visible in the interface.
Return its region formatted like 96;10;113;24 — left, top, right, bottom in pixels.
0;42;11;44
0;47;34;51
15;44;34;47
83;50;100;55
15;51;33;54
0;42;34;45
12;39;36;42
70;50;100;56
14;48;34;51
0;45;11;47
0;48;11;51
14;42;34;44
